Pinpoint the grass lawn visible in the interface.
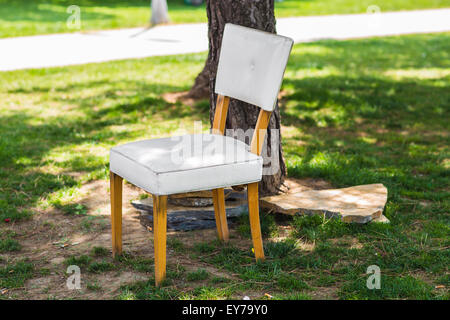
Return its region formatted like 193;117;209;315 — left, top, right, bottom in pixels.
0;32;449;299
1;0;450;38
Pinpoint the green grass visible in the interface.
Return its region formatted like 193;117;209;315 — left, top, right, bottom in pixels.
340;275;437;299
237;212;279;239
0;261;34;289
1;0;449;37
88;260;116;273
118;280;180;299
86;281;102;291
0;32;449;299
186;268;209;281
90;246;110;257
64;255;92;267
0;238;21;253
116;253;154;273
264;239;297;258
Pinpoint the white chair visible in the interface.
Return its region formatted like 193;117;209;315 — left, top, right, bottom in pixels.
109;23;293;286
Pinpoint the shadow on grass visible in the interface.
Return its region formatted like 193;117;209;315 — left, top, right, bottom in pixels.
280;35;449;205
0;77;201;222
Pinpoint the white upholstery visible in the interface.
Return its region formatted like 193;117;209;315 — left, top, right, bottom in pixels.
110;134;263;195
215;23;293;111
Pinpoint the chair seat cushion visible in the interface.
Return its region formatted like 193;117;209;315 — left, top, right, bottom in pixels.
110;134;263;195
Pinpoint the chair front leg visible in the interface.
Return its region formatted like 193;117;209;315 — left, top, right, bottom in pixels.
110;172;123;258
247;182;265;261
152;195;168;286
212;188;229;241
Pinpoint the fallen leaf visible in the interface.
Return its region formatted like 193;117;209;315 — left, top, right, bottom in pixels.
264;293;273;299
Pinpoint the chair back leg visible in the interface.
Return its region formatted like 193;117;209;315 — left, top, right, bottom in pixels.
212;188;229;241
152;195;168;286
110;172;123;258
247;182;265;261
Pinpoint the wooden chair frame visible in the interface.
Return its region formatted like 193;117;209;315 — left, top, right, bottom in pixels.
110;94;271;286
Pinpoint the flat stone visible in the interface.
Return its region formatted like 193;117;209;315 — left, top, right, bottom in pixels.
133;189;246;212
138;204;248;231
169;190;214;199
169;189;233;199
168;197;213;207
132;192;249;231
139;189;236;207
372;214;390;224
260;184;388;224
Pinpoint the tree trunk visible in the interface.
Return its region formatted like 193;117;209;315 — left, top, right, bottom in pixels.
187;60;210;99
197;0;286;195
150;0;169;25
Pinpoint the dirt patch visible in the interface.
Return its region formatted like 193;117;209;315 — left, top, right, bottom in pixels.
162;91;203;107
279;177;333;194
2;177;337;300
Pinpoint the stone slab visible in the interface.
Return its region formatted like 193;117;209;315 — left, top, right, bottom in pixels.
137;204;248;231
260;183;388;223
167;189;233;207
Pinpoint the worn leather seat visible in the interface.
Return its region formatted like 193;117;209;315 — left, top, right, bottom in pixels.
110;133;263;195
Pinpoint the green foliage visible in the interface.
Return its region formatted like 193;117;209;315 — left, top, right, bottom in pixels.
264;239;296;258
277;273;309;290
118;280;180;300
53;202;87;215
114;252;155;273
339;275;437;300
90;246;109;257
0;261;34;288
182;286;236;300
88;260;116;273
209;276;231;285
86;281;102;291
193;241;216;254
186;268;209;281
167;238;185;253
237;212;278;239
0;209;32;224
64;255;92;267
1;32;449;299
290;214;358;241
0;238;21;253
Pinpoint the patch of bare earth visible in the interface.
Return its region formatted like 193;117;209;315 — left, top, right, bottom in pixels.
2;174;339;299
1;180;153;299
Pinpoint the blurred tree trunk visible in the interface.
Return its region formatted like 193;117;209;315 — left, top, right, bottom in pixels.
190;0;286;195
150;0;169;25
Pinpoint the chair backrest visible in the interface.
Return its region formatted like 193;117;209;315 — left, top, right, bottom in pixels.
215;23;293;112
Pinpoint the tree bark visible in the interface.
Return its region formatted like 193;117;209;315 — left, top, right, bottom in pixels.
196;0;286;195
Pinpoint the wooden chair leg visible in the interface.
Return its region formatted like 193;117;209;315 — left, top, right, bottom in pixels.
110;172;123;258
212;188;229;241
152;195;168;286
247;182;265;261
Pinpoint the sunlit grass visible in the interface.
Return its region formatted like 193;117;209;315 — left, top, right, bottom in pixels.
1;0;449;37
0;32;449;299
